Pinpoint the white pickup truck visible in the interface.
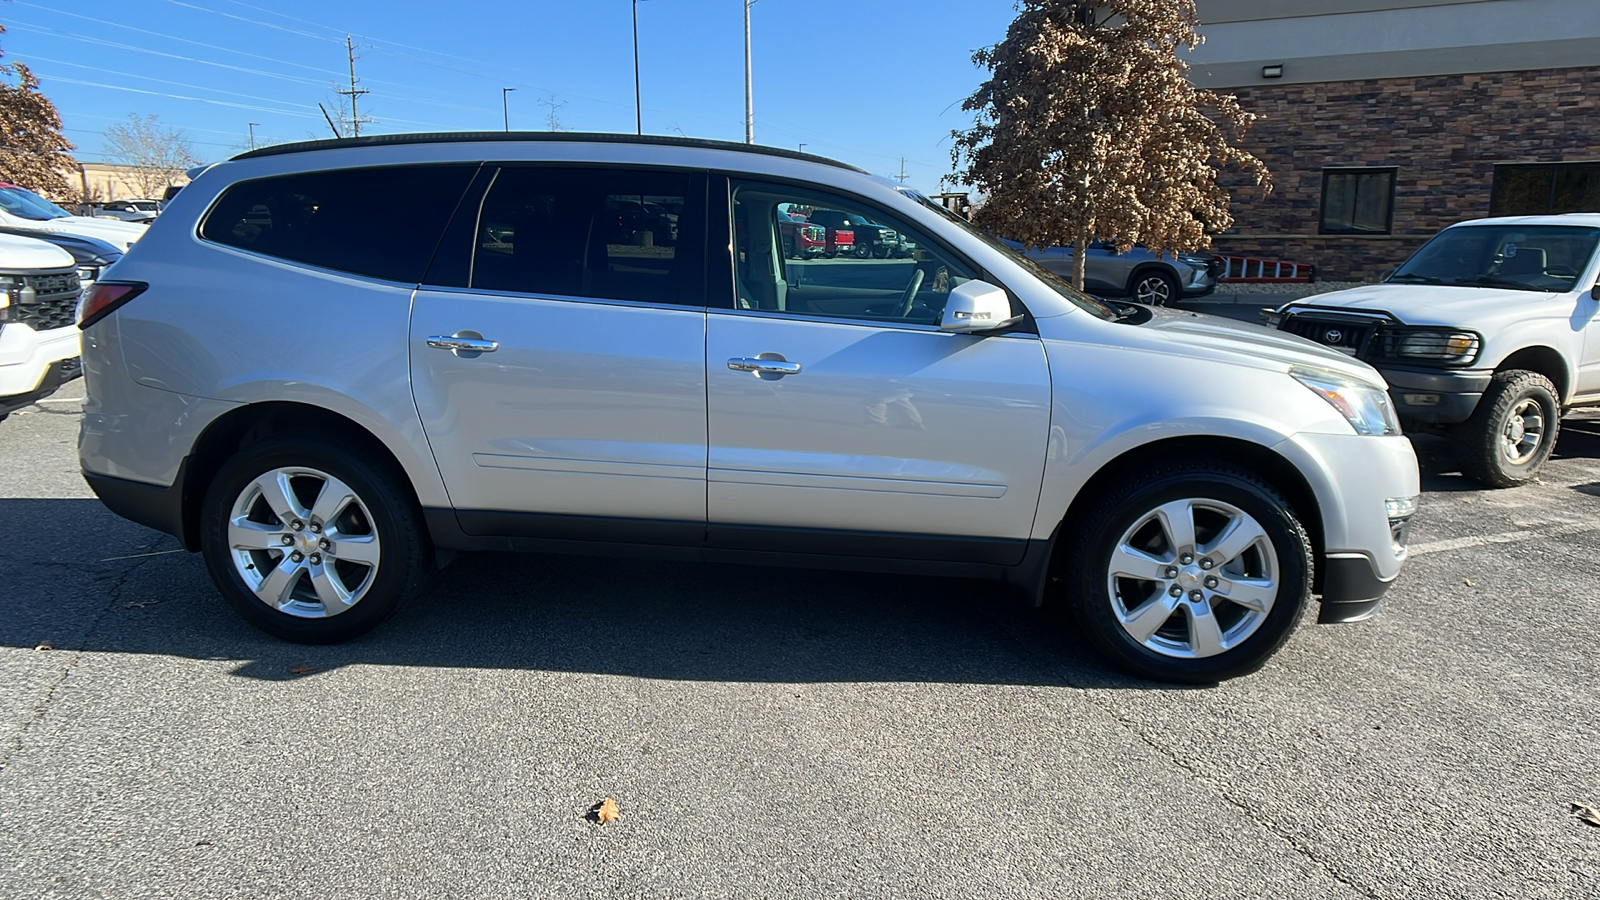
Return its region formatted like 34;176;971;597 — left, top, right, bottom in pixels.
0;233;82;424
1266;214;1600;487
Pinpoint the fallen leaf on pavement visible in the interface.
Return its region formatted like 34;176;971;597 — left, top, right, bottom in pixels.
34;641;52;651
1572;802;1600;827
590;798;620;825
1463;579;1475;587
289;665;317;675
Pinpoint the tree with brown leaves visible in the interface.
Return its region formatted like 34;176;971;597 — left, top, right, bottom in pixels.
0;23;75;197
951;1;1270;289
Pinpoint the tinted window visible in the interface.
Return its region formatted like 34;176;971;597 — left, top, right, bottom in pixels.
467;166;704;306
200;164;475;283
1320;168;1396;235
1391;225;1600;293
1491;163;1600;216
731;181;979;325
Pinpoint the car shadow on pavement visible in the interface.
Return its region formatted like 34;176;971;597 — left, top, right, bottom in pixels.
1;499;1196;691
1555;415;1600;462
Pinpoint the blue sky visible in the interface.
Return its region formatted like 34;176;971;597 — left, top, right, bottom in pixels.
3;0;1021;194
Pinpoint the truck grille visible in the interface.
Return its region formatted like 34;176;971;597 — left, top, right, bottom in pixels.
16;272;82;331
1279;313;1380;356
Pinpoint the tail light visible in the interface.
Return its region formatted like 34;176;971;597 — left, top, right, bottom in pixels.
78;280;147;330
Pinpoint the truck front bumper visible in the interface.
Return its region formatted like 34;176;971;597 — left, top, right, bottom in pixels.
1378;365;1492;426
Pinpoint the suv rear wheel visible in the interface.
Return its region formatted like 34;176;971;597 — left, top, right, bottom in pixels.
1457;369;1560;488
199;435;430;643
1061;462;1311;683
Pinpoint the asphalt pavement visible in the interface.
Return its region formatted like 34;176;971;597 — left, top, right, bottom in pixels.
1;379;1597;899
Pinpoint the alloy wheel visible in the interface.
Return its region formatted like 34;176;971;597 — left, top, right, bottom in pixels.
1105;498;1278;659
227;466;381;618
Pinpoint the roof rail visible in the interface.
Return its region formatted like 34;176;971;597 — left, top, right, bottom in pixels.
230;131;867;174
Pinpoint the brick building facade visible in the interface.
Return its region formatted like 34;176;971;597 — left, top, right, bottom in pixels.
1189;0;1600;282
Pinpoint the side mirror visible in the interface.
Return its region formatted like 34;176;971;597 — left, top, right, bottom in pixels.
940;280;1021;333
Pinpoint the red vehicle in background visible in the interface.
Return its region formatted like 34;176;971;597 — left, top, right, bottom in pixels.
778;211;828;259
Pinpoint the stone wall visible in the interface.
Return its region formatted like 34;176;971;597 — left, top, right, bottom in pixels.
1210;65;1600;281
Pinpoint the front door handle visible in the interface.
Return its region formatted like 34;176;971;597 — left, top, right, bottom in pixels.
727;355;801;377
427;331;498;357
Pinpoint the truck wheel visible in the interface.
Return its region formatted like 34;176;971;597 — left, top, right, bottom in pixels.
1060;461;1311;683
199;435;431;643
1458;370;1560;488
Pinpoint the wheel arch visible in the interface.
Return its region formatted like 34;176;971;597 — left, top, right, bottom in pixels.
1494;346;1570;402
1048;435;1328;592
175;401;427;551
1125;263;1179;295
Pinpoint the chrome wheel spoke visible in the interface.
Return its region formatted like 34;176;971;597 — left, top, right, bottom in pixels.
309;566;354;615
1185;601;1226;657
1110;544;1171;581
308;475;358;529
255;558;303;610
329;533;380;567
229;518;285;552
1217;577;1276;613
1153;500;1198;552
1202;516;1264;567
253;471;308;525
1121;594;1181;644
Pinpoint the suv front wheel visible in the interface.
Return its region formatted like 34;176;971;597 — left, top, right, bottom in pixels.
1130;270;1180;307
1062;462;1312;683
200;435;430;643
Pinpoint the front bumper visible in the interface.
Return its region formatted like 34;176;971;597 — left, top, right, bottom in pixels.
1272;431;1420;620
0;356;80;416
1377;365;1491;426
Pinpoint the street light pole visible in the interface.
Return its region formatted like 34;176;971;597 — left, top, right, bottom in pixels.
632;0;643;135
744;0;754;143
248;122;259;150
502;88;515;131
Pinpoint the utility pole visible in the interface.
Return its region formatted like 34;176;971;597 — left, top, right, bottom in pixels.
896;157;908;183
744;0;755;143
798;143;806;153
248;122;259;150
337;35;370;138
502;88;515;131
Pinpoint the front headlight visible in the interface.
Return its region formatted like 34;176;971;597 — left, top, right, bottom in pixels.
1290;366;1401;436
0;275;19;323
1391;330;1481;364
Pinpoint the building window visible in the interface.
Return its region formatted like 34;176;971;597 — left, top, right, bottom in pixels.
1491;163;1600;216
1320;168;1396;235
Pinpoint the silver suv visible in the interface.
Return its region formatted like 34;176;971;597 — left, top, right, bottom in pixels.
78;134;1419;682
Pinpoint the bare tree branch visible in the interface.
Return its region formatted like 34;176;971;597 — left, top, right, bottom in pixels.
102;114;199;199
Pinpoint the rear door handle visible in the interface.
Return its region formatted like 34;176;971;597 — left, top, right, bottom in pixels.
727;356;801;377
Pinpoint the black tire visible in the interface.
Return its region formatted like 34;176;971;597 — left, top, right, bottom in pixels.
873;246;891;259
199;434;431;643
1130;270;1180;307
1059;462;1312;683
1456;370;1560;488
853;243;871;259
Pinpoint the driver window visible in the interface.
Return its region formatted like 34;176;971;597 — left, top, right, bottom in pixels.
730;181;974;325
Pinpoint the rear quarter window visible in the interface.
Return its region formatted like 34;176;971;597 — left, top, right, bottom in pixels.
199;164;476;283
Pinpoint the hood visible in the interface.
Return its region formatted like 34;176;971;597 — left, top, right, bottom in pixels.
1279;283;1562;327
2;216;145;251
0;232;76;270
1049;306;1386;386
0;226;121;266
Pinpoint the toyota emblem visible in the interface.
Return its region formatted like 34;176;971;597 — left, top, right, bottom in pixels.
1324;329;1344;343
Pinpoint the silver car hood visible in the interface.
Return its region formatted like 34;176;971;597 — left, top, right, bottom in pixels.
1044;306;1387;386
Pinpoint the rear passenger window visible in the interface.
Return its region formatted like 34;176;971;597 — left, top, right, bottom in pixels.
465;166;704;306
200;165;475;283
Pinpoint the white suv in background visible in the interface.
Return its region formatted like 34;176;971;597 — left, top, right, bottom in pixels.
0;183;146;251
0;233;82;423
77;134;1419;682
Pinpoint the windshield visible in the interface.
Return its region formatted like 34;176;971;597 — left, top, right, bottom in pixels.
900;189;1117;320
1390;224;1600;293
0;186;71;221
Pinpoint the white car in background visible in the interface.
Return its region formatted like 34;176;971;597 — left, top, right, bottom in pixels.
0;183;146;251
93;199;162;224
0;232;82;423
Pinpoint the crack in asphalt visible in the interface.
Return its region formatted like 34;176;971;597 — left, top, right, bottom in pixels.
0;554;161;774
983;607;1380;900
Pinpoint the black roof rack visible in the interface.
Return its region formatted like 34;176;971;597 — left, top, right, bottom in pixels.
230;131;866;173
